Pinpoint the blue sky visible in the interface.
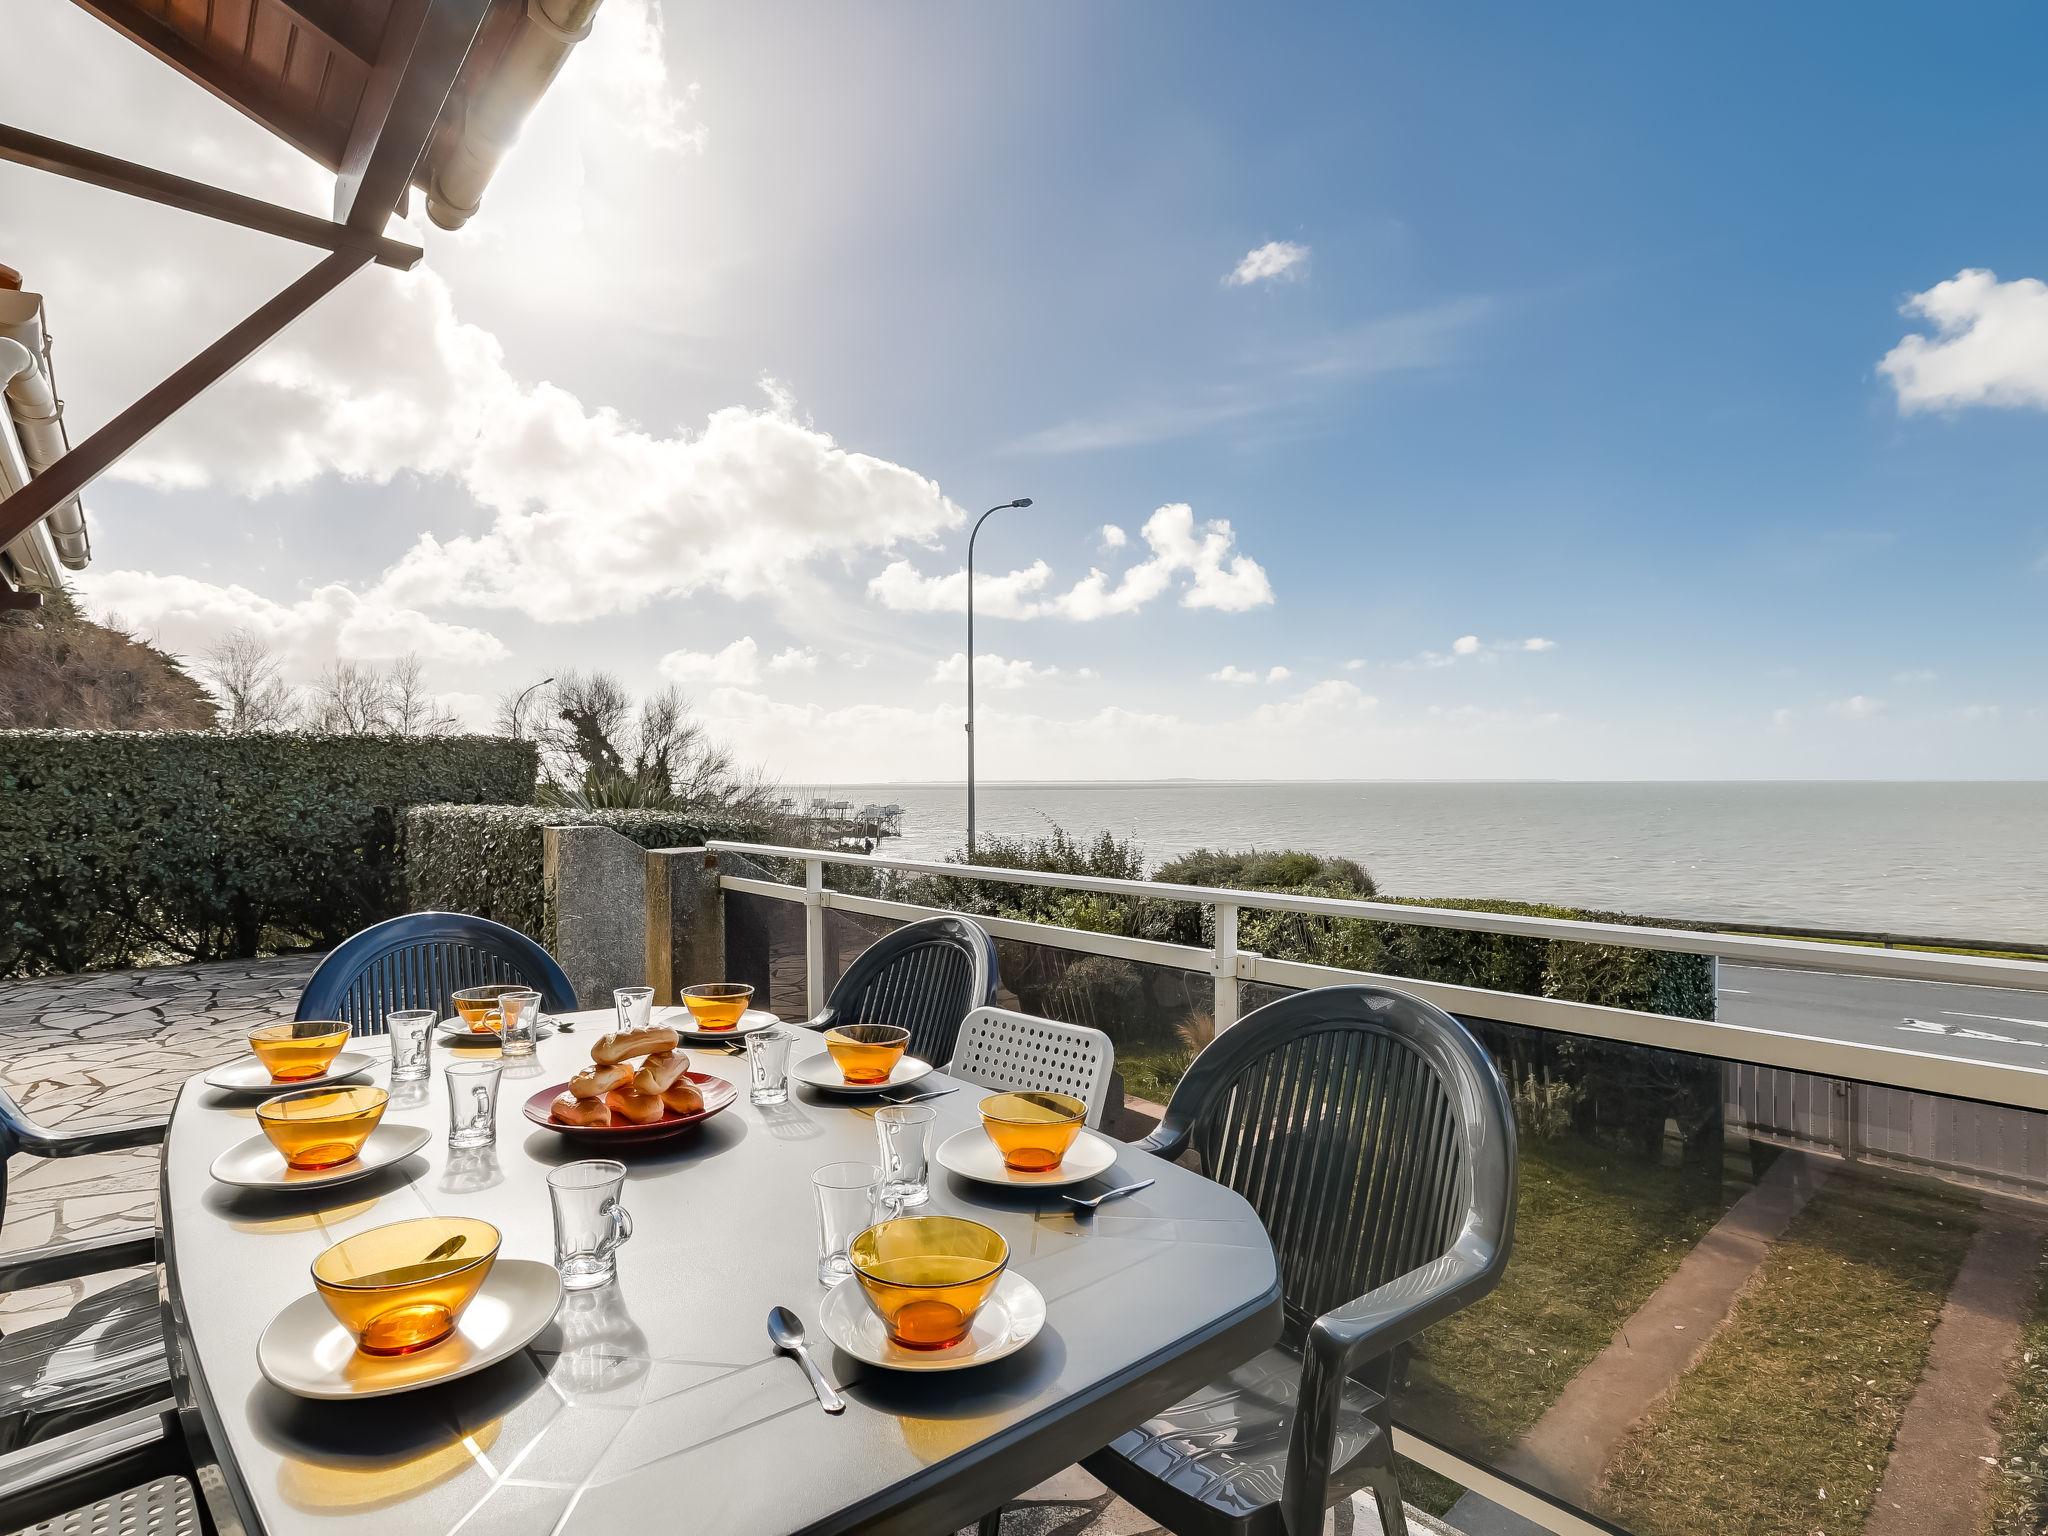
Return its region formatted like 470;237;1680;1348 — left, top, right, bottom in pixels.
7;1;2046;778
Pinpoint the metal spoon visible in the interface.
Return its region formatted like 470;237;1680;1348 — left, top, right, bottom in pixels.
767;1306;845;1414
1063;1179;1156;1211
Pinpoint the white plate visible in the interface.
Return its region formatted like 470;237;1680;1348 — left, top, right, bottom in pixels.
257;1259;563;1400
202;1052;375;1095
209;1123;432;1191
435;1016;558;1046
658;1007;781;1044
933;1127;1121;1189
790;1052;934;1096
818;1267;1045;1372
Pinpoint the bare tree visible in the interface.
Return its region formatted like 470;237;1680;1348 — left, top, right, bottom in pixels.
200;628;300;732
387;652;458;737
306;659;395;735
524;669;779;815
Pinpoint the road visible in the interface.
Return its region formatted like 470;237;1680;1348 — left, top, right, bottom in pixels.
1719;962;2048;1074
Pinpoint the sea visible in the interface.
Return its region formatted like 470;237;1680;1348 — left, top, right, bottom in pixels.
806;781;2048;944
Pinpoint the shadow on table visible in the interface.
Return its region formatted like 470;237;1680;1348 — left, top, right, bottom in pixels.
515;1108;751;1173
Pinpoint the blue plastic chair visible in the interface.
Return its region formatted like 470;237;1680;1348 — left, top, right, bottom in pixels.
296;913;578;1037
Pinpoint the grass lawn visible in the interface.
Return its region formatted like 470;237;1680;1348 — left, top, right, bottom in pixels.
1982;1245;2048;1535
1598;1171;1977;1536
1117;1046;1192;1107
1389;1135;1735;1513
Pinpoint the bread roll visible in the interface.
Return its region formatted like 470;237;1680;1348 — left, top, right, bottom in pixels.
592;1024;678;1065
606;1086;666;1124
633;1051;688;1095
550;1093;611;1127
570;1062;632;1100
661;1078;704;1116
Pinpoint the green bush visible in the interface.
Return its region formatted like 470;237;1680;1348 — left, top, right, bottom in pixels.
0;731;535;975
1155;846;1376;898
403;804;769;944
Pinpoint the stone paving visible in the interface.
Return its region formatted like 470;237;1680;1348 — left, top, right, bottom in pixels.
0;958;1429;1536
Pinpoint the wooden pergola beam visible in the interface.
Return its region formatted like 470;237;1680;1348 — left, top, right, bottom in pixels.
0;251;372;555
334;0;493;230
0;124;422;271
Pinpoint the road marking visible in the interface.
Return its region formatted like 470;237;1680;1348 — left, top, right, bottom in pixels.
1719;988;1752;996
1940;1009;2048;1030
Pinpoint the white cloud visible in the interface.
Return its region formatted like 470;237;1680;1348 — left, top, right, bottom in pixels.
1771;708;1796;730
1880;269;2048;412
1266;665;1292;683
869;503;1273;620
1226;240;1310;287
1960;703;2002;722
931;653;1087;689
769;646;820;674
1099;524;1127;549
1343;658;1367;671
1826;695;1885;720
1451;634;1483;656
1408;634;1560;668
1209;665;1259;685
1250;678;1376;729
658;637;761;685
1520;637;1558;652
73;569;506;673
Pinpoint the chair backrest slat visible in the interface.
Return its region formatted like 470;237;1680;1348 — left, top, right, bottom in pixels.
1164;985;1514;1329
296;913;578;1037
825;916;998;1065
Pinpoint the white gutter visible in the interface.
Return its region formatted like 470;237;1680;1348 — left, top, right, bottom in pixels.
425;0;604;230
0;289;90;574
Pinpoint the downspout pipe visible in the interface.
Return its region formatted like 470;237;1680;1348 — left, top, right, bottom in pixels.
425;0;605;230
0;335;90;568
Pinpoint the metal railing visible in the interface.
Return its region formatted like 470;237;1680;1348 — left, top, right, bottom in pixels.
710;840;2048;1114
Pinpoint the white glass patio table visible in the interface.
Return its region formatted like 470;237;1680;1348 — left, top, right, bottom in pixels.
159;1011;1282;1535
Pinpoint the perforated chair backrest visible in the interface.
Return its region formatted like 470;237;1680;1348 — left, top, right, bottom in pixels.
948;1007;1117;1126
822;915;999;1065
1158;984;1514;1330
296;912;578;1037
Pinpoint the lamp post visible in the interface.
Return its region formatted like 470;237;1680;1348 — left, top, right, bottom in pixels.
510;676;554;740
966;498;1032;858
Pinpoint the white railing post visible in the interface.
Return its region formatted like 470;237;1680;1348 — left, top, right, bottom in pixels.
804;857;827;1019
1213;902;1240;1032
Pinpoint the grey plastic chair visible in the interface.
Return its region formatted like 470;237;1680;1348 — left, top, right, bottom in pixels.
1079;984;1517;1536
806;914;999;1067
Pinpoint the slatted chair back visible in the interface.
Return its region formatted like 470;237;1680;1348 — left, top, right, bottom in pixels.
948;1007;1116;1126
819;915;999;1065
1157;985;1513;1332
296;912;578;1037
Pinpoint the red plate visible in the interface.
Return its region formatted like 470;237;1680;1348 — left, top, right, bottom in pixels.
522;1071;737;1145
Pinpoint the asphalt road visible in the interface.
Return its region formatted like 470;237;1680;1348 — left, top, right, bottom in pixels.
1720;961;2048;1073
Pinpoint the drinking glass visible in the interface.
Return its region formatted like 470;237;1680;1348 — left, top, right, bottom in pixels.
498;989;541;1060
812;1161;881;1285
614;986;654;1033
875;1103;935;1208
446;1059;502;1149
549;1160;634;1291
746;1028;792;1106
388;1008;436;1083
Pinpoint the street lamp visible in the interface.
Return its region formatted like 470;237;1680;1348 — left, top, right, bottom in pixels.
510;676;554;740
966;498;1032;858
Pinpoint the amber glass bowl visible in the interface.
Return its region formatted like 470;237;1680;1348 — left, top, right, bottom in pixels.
312;1216;501;1357
681;983;754;1031
248;1021;350;1082
256;1085;389;1170
850;1216;1009;1351
980;1091;1087;1172
451;984;527;1033
824;1024;910;1085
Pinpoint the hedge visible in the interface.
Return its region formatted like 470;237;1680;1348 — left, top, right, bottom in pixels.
403;804;770;945
0;731;536;976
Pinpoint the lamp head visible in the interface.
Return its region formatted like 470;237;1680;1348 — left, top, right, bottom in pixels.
1012;498;1033;508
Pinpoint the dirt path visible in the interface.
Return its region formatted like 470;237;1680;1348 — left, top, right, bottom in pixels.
1447;1149;1833;1534
1864;1215;2045;1536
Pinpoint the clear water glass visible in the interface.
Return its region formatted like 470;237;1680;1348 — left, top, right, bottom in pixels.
746;1028;792;1105
875;1103;935;1208
445;1059;502;1148
614;986;654;1033
387;1008;435;1083
812;1161;881;1285
550;1159;634;1291
498;989;541;1060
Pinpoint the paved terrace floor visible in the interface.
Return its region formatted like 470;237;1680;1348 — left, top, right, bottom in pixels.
0;958;1439;1536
